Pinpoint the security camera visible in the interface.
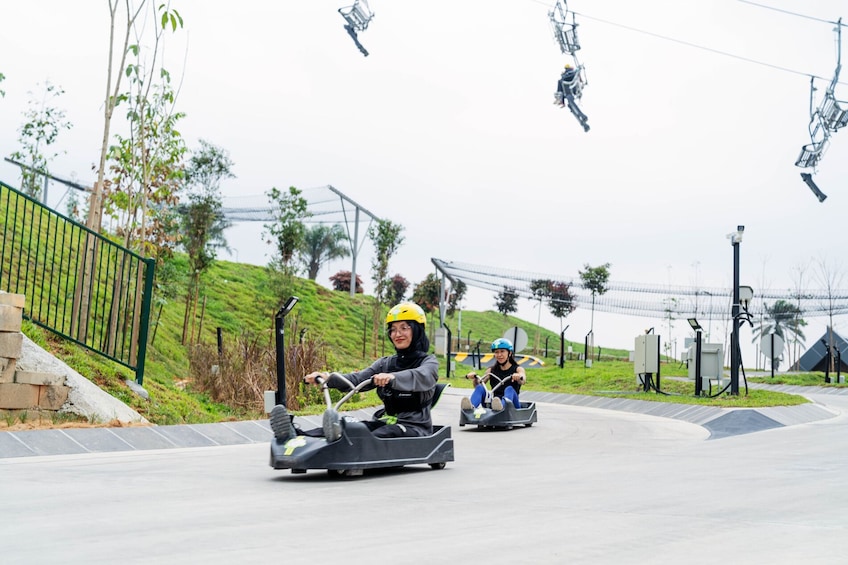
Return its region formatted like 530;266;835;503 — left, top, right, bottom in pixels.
800;173;827;203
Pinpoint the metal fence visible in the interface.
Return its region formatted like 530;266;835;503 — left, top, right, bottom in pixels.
0;180;154;385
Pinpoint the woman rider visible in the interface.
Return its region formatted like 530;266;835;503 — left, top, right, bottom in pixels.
270;302;439;442
461;338;525;412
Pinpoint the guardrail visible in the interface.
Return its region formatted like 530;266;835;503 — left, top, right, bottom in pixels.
0;180;154;385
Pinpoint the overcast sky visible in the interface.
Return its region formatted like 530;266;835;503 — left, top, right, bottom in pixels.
1;0;846;362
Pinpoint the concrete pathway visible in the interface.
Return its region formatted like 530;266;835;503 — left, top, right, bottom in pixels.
1;382;842;458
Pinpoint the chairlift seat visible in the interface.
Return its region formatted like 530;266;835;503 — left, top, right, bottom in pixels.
820;94;848;131
548;0;581;55
339;1;373;32
795;141;826;168
559;68;585;100
551;23;581;54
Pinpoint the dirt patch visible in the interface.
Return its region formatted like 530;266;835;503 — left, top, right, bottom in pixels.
0;418;152;432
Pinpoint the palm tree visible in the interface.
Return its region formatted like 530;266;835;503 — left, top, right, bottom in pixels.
298;224;349;280
752;300;806;369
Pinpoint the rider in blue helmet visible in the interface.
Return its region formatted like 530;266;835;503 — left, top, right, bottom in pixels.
461;337;526;411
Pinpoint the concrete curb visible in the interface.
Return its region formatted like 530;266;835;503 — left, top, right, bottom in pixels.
1;383;842;459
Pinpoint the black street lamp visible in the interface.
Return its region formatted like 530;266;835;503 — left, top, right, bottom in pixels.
688;318;703;396
559;325;570;369
275;296;299;406
729;226;744;395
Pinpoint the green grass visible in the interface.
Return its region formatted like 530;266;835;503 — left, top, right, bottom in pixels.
19;258;839;423
441;359;815;408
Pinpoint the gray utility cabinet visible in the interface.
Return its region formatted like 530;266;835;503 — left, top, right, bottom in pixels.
686;342;725;387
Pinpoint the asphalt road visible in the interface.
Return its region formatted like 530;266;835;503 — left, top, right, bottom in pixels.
1;389;847;564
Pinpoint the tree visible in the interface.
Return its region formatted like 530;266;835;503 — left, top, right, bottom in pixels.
412;273;441;313
183;139;234;196
105;2;186;259
329;270;363;293
179;140;234;344
548;280;576;331
263;186;310;272
385;274;410;306
495;286;518;316
447;279;466;316
368;219;405;355
814;257;845;373
0;72;5;97
752;300;806;370
75;2;184;353
88;0;180;234
368;219;405;303
9;81;72;199
529;279;553;352
579;263;611;335
298;224;349;280
410;273;464;316
788;262;812;368
662;297;679;360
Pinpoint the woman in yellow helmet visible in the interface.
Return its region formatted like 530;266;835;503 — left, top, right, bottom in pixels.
270;302;439;441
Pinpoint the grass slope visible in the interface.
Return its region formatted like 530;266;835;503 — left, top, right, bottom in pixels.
17;257;841;426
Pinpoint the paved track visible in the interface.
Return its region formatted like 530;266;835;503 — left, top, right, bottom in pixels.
1;387;847;564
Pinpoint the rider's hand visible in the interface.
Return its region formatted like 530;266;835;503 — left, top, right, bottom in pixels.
372;373;395;387
304;371;328;385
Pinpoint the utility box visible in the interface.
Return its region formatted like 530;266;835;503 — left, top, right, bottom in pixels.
434;327;448;355
686;343;725;383
634;334;660;374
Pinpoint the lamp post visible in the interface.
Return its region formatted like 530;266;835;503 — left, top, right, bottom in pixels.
728;227;746;395
559;325;570;369
688;318;703;396
275;296;299;406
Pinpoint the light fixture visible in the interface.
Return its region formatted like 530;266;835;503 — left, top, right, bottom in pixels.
279;296;299;317
687;318;702;331
726;225;745;244
739;286;754;310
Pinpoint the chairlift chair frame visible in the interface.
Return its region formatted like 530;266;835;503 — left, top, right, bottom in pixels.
548;0;581;55
559;63;586;101
338;0;374;32
795;18;845;168
796;77;833;169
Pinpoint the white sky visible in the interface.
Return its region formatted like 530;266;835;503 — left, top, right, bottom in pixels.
1;0;846;363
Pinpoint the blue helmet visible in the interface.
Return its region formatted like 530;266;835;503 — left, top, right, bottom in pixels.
491;338;514;352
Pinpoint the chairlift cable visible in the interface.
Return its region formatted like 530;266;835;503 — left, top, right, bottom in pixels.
737;0;845;27
572;10;848;87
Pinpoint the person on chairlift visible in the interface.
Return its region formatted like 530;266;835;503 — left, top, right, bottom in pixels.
554;63;578;107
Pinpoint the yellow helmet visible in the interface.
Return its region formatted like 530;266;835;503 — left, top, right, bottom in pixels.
385;302;426;326
564;63;574;70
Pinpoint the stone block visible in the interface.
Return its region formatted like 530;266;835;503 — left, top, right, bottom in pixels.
39;385;70;410
0;304;23;332
15;371;65;386
0;293;26;309
0;358;16;383
0;332;23;359
0;382;40;409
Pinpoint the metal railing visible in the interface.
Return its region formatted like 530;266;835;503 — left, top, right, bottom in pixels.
0;180;154;385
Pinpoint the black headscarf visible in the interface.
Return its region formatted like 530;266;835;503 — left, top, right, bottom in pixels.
391;321;430;370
